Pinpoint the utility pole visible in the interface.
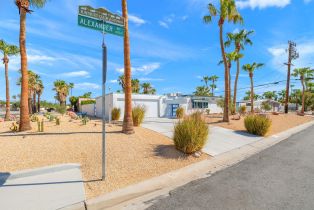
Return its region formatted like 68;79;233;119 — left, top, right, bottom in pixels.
284;41;299;114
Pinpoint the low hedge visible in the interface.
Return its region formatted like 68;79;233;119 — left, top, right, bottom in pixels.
81;100;96;105
244;114;272;136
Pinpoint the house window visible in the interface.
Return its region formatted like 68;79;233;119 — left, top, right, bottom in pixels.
192;101;208;109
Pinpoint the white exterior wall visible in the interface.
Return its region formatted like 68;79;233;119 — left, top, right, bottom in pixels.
82;93;223;120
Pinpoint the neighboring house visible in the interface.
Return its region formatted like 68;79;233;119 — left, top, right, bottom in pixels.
81;93;223;120
237;99;281;112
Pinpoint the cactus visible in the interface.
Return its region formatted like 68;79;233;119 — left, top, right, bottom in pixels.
56;118;60;125
10;122;19;132
82;116;89;125
37;121;41;132
30;114;39;122
41;120;44;132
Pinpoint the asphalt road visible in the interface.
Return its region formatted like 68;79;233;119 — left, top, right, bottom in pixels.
147;125;314;210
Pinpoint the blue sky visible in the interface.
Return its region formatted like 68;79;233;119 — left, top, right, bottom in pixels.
0;0;313;102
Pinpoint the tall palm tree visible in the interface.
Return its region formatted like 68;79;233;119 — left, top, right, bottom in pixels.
263;91;277;100
53;80;70;106
292;67;314;114
204;1;243;122
194;86;211;96
35;79;44;112
122;0;134;134
243;63;264;113
201;76;211;88
69;82;74;96
16;0;47;131
0;40;19;121
209;75;219;96
225;30;254;112
131;79;140;93
17;70;37;114
141;82;152;94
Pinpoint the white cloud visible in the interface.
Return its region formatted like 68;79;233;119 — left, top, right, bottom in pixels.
158;21;169;29
268;40;314;74
75;82;101;90
60;71;90;78
236;0;291;9
109;80;118;84
138;78;164;82
128;14;147;26
116;63;161;75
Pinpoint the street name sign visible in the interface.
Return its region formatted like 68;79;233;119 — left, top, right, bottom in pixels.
78;5;125;36
78;15;124;37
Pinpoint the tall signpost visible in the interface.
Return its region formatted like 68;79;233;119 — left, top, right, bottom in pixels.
78;5;125;180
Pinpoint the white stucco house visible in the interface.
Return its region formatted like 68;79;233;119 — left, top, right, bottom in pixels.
81;93;223;120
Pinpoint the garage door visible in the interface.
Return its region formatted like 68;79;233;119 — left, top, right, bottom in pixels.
133;99;159;118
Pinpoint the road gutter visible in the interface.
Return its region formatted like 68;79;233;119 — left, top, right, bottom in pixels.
73;120;314;210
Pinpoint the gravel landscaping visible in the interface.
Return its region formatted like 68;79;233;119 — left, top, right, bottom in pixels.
205;113;313;136
0;115;208;199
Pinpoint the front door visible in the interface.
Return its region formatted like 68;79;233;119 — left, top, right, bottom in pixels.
171;104;179;117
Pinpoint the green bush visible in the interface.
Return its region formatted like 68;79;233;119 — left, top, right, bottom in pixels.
176;107;185;119
244;114;272;136
56;105;67;115
111;107;121;121
261;102;272;112
132;105;146;126
81;100;96;105
173;111;209;154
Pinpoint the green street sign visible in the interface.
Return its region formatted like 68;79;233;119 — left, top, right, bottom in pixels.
78;15;125;37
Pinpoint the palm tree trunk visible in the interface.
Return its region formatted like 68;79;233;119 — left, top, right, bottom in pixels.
219;21;229;122
19;8;31;131
33;91;37;113
301;80;305;114
4;55;11;121
233;59;240;113
37;93;40;112
229;66;232;113
250;75;254;113
122;0;134;134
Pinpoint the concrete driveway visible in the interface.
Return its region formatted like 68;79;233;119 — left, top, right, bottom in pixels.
0;164;85;210
142;118;263;156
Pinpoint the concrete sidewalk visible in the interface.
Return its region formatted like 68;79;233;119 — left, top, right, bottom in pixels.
0;164;85;210
142;118;263;156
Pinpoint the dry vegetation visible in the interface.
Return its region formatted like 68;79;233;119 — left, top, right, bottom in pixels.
0;115;207;199
205;113;313;136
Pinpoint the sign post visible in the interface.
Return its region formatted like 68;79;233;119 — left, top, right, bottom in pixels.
78;5;125;180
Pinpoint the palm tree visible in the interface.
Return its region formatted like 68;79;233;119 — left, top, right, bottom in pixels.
202;76;211;88
243;90;260;101
16;0;47;131
141;82;152;94
35;79;44;112
122;0;134;134
0;40;19;121
69;82;74;96
277;90;286;104
204;0;243;122
292;67;314;114
194;86;211;96
53;80;70;106
243;63;264;113
17;70;37;114
225;30;254;112
149;88;157;95
263;91;277;100
131;79;140;93
209;75;219;96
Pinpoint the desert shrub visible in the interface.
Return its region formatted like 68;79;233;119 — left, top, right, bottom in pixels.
244;114;272;136
30;114;39;122
261;102;272;112
173;111;209;154
239;105;246;115
111;107;121;121
82;116;90;125
176;107;185;119
56;105;67;115
10;122;19;132
132;105;146;126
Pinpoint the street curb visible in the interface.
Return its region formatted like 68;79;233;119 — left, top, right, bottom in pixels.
85;120;314;210
0;164;81;182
